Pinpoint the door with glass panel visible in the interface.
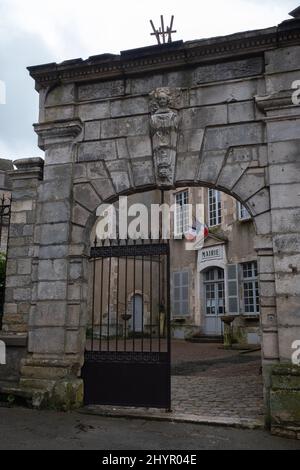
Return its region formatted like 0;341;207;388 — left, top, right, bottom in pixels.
203;267;225;335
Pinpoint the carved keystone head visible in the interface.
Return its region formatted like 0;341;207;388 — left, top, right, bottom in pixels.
149;87;181;113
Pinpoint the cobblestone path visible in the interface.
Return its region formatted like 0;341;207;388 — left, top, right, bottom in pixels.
171;341;264;421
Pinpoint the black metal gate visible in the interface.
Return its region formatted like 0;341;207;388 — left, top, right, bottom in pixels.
82;237;171;409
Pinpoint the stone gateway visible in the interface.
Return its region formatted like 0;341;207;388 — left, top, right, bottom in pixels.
0;10;300;438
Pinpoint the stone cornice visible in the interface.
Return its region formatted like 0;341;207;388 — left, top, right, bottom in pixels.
28;19;300;88
9;157;44;180
34;119;83;149
255;89;299;114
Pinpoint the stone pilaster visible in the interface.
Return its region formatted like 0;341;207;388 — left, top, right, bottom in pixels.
2;158;44;334
19;119;84;409
256;85;300;435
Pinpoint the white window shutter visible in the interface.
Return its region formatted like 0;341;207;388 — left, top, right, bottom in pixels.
172;271;189;316
226;264;240;314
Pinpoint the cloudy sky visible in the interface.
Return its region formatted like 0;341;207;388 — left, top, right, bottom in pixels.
0;0;298;160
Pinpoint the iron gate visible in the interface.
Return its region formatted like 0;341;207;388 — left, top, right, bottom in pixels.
82;237;171;409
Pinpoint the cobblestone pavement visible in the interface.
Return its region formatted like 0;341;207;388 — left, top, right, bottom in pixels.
171;340;264;421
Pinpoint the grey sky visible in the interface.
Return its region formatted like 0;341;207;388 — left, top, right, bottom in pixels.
0;0;298;159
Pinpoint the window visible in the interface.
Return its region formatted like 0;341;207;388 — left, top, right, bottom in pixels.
241;261;259;314
208;189;222;226
173;271;189;316
237;201;251;220
204;267;225;316
174;190;189;237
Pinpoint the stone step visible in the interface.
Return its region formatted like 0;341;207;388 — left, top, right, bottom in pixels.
186;335;224;344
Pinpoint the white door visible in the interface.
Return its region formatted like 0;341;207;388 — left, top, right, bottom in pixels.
203;267;225;335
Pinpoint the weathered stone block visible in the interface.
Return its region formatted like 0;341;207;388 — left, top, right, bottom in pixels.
29;301;67;326
131;158;155;187
198;150;226;184
68;284;81;301
276;296;300;326
109;172;131;194
269;162;300;185
270;183;300;209
78;102;110;121
6;275;31;288
233;170;266;202
272;208;300;233
247;188;270;215
228;101;254;123
67;304;80;327
273;234;300;254
128;74;163;95
110;96;149;117
73;183;101;211
72;204;91;227
28;327;65;354
37;201;70;224
11;200;33;212
267;119;300;143
38;180;71;202
127;135;152;158
38;245;68;259
175;153;199;182
101;115;149;139
204;123;263;151
39;223;69;245
181;105;227;130
38;259;68;281
45;143;74;165
78;80;124;101
78;140;117;162
13;288;31;302
10;212;27;224
266;46;300;74
45;105;75;122
269;140;300;165
177;129;204;153
217;147;254;189
116;138;130;159
6;259;17;275
91;177;116;201
84;121;101;141
193;57;263;85
44;163;72;181
275;273;300;296
190;78;263;107
69;262;82;280
262;330;279;360
37;281;67;300
65;330;79;354
86;161;108;180
46;84;75;106
259;255;274;274
71;225;85;244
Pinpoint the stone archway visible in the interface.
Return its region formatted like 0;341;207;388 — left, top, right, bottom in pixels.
3;20;300;435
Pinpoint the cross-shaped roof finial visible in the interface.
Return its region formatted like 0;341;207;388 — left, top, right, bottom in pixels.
150;15;177;45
